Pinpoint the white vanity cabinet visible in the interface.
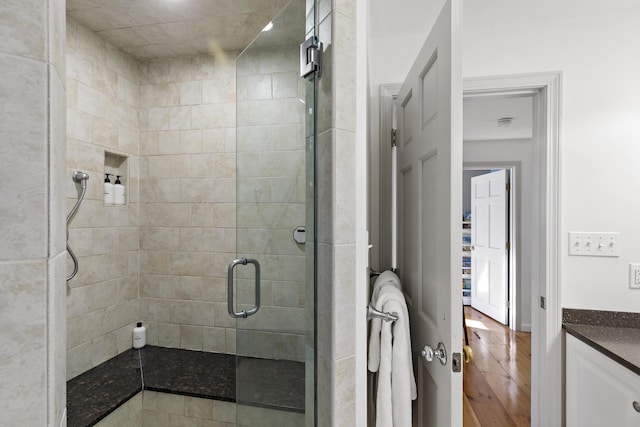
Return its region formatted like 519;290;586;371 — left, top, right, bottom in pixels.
566;334;640;427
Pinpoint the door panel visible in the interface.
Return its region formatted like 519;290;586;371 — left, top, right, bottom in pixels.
396;1;462;425
471;169;508;324
232;0;316;425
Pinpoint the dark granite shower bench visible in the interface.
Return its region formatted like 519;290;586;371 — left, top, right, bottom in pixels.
66;346;305;427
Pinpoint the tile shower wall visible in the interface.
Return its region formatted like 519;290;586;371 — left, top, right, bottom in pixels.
66;16;307;377
66;18;141;379
91;390;308;427
315;0;359;425
137;54;238;354
142;391;236;427
234;44;307;362
92;392;237;427
137;45;305;360
0;0;67;424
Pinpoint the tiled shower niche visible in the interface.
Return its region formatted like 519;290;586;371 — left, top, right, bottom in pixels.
104;151;128;206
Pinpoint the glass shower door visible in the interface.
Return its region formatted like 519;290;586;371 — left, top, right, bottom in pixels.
230;0;317;425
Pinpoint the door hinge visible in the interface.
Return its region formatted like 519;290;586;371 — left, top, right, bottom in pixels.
300;37;323;78
391;129;397;147
506;241;510;250
506;183;511;191
540;296;547;310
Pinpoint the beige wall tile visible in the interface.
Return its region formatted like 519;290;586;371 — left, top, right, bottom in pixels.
0;344;47;425
142;410;170;427
0;0;46;60
67;19;145;377
142;391;158;411
157;322;181;347
92;332;117;366
211;400;235;423
203;77;236;103
146;155;191;178
203;327;226;353
237;405;303;427
184;396;213;420
0;55;48;261
180;81;202;105
272;72;298;99
169;106;192;130
156;392;185;415
147;107;170;131
67;341;93;380
180;324;203;350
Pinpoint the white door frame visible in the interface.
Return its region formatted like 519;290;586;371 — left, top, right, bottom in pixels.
378;71;561;427
463;165;517;329
463;72;562;427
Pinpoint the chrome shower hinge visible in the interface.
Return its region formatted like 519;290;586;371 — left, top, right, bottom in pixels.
300;36;322;78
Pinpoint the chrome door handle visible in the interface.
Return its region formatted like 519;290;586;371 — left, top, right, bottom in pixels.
227;257;261;318
421;342;447;365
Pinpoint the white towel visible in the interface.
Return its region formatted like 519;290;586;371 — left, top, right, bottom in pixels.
368;271;402;372
372;270;401;299
370;285;417;427
376;317;394;427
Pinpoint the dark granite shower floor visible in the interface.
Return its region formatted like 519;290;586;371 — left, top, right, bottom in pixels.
66;346;305;427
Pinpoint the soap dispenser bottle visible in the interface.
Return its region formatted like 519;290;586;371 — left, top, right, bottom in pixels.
103;173;114;205
133;322;146;349
114;175;125;205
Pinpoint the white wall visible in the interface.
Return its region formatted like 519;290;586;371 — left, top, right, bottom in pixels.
369;0;640;313
463;0;640;312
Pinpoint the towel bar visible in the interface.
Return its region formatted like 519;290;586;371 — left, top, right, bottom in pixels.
367;303;398;322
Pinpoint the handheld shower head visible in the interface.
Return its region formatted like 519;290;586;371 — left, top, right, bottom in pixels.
72;171;90;182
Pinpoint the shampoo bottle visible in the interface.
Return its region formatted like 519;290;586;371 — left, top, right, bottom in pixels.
114;175;125;205
133;322;146;349
103;173;114;205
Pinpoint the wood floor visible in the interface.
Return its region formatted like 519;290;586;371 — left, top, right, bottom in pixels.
463;307;531;427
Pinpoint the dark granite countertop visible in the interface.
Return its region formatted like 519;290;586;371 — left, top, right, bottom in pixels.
67;346;305;427
562;308;640;377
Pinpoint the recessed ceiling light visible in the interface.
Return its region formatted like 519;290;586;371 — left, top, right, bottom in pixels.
262;21;274;32
497;117;513;127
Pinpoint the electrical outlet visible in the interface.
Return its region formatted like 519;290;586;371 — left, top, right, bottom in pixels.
568;232;621;257
630;264;640;289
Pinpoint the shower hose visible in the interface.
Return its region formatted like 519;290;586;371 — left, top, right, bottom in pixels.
67;171;89;281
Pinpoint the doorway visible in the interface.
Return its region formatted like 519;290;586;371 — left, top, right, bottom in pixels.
376;71;561;426
463;168;512;326
461;93;533;425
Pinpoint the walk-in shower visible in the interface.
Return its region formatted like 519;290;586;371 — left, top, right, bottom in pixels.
64;0;318;425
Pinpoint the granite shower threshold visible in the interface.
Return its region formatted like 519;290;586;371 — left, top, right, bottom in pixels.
67;346;305;427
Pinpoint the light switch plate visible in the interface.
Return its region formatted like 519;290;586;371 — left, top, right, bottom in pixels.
630;264;640;289
568;232;621;257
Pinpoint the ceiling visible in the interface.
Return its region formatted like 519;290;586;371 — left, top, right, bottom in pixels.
66;0;290;59
463;95;533;141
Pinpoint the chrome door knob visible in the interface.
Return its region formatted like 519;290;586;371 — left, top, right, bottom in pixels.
421;342;447;365
422;346;434;362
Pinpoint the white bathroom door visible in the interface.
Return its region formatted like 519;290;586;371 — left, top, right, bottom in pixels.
396;0;462;425
470;169;509;325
